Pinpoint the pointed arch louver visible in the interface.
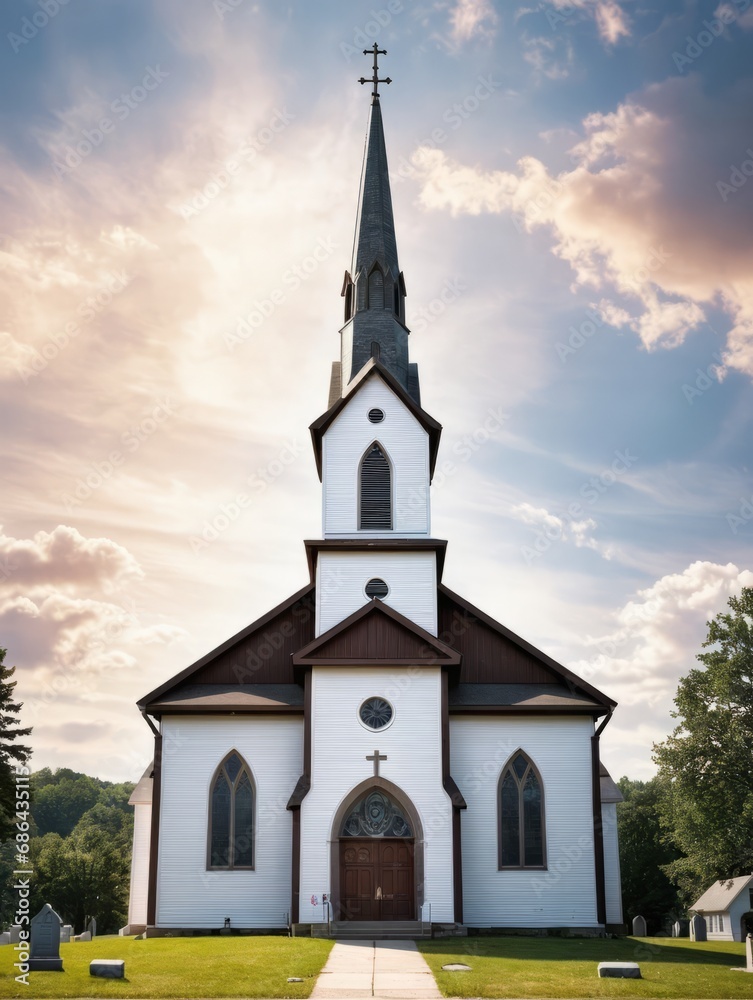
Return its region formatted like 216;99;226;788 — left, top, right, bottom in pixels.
498;750;546;869
359;442;392;530
208;750;255;869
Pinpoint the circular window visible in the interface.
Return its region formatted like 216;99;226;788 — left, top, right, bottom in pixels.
365;577;389;599
359;697;393;730
368;407;385;423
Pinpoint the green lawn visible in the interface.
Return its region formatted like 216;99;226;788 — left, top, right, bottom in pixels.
418;935;753;999
0;934;333;999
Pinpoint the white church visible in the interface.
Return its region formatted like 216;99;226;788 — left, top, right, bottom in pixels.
125;57;623;937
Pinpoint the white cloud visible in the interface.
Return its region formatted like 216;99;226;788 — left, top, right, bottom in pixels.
510;500;606;554
593;0;630;44
0;524;142;591
571;561;753;777
409;76;753;377
448;0;499;43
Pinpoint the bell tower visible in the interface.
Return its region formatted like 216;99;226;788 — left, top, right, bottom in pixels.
308;49;444;637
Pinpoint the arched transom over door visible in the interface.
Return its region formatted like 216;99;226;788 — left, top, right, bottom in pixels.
339;789;415;921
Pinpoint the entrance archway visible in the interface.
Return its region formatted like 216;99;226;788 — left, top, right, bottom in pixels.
330;777;423;921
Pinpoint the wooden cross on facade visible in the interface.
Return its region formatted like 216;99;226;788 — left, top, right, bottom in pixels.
366;749;387;776
358;43;392;101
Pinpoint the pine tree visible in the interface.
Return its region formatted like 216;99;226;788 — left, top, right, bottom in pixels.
0;648;33;842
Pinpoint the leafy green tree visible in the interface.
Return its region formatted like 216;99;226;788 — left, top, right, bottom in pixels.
0;649;33;843
653;587;753;904
32;773;101;837
616;776;682;932
31;825;130;933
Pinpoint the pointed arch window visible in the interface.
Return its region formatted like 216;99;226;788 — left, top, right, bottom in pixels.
359;443;392;530
498;751;546;869
368;266;385;310
208;751;255;869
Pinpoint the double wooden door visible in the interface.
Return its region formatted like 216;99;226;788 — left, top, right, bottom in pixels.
339;838;415;920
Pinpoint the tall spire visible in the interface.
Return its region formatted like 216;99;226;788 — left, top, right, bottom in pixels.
335;49;419;404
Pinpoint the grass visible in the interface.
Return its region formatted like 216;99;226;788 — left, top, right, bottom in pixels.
0;934;334;999
418;935;753;999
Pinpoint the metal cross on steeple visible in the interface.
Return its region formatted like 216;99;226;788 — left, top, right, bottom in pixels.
358;43;392;102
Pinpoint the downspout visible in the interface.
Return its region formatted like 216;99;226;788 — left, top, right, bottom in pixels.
592;709;613;927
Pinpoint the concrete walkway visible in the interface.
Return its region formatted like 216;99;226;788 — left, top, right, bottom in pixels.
311;939;442;999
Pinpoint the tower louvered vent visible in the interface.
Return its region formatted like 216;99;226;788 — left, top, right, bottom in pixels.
359;443;391;530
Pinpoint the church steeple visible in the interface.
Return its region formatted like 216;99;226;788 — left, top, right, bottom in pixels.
334;49;419;406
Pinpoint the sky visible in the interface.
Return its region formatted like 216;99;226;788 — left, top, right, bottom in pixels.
1;0;752;784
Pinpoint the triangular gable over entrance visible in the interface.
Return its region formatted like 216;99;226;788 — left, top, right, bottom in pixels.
292;598;461;670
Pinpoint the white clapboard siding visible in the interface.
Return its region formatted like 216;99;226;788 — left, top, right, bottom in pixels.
316;551;437;636
602;802;623;924
157;716;302;928
451;716;599;927
322;378;431;537
127;803;151;926
300;667;453;924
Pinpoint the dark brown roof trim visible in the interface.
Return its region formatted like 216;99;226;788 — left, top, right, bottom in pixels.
137;583;314;711
304;538;447;584
439;584;616;709
309;358;442;480
292;597;462;668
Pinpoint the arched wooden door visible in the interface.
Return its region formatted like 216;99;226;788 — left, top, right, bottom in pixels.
337;788;416;921
339;839;415;920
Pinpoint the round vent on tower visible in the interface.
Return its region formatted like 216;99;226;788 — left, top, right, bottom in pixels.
365;578;389;599
359;696;394;731
368;408;385;423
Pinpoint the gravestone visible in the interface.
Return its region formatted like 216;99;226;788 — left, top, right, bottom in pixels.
9;925;22;944
87;917;97;938
90;959;125;979
59;925;71;944
29;903;63;972
75;931;92;942
690;914;707;942
672;919;689;938
632;915;647;937
598;962;641;979
0;932;10;945
747;934;752;973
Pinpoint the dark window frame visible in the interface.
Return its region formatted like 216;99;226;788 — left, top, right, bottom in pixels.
497;749;547;871
358;440;393;531
207;750;256;871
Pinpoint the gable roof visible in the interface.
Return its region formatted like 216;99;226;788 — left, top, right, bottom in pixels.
138;583;314;714
292;598;461;671
691;875;753;912
438;584;616;710
309;358;442;480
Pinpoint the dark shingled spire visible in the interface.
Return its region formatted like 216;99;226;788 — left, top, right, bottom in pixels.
334;92;420;405
351;99;399;281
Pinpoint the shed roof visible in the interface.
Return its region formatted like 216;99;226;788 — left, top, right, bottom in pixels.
691;875;753;912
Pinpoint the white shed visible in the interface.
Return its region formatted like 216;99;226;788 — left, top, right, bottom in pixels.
690;875;753;942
